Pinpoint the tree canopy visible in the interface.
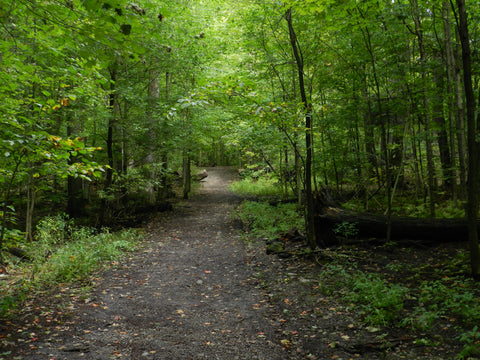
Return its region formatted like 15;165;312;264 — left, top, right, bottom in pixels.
1;0;480;276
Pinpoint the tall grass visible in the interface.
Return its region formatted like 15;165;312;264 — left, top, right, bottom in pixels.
236;201;304;240
229;174;284;197
0;215;140;316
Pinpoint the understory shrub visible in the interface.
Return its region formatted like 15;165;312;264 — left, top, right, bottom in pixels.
35;227;138;284
229;173;283;197
236;201;303;240
0;215;140;316
319;264;407;326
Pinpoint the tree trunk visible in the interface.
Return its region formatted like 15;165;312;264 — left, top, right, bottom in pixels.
454;28;468;199
146;69;160;204
285;8;316;248
98;64;117;226
316;209;477;244
412;0;436;217
25;171;36;242
443;2;459;198
360;21;393;242
456;0;480;279
183;150;191;200
67;114;86;218
432;71;454;194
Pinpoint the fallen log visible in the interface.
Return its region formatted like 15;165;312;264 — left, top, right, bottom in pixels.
6;247;32;261
315;209;474;245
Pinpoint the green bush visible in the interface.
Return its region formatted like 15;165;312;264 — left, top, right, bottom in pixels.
35;227;139;285
0;215;140;317
236;201;303;240
457;326;480;360
417;278;480;325
319;264;407;326
229;174;283;197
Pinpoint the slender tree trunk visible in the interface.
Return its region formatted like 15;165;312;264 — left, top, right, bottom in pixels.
157;71;172;200
455;0;480;279
183;150;191;199
360;21;392;241
25;170;36;242
455;28;468;199
432;69;454;194
285;8;316;248
412;0;436;217
146;69;160;204
67;113;85;218
444;2;459;198
99;64;117;226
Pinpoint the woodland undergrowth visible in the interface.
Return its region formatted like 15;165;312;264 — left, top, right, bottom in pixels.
231;175;480;359
0;214;140;318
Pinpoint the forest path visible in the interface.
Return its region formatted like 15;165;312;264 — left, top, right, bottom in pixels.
17;166;293;359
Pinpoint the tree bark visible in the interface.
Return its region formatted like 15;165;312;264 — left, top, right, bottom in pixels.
316;210;476;244
183;150;191;199
98;64;117;226
285;8;316;248
432;69;454;194
412;0;436;217
454;27;468;199
455;0;480;279
146;69;160;204
443;2;460;198
67;112;86;218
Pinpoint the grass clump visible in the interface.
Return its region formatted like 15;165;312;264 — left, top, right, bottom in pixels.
34;227;138;285
0;214;140;316
319;263;407;326
236;201;303;240
229;173;284;198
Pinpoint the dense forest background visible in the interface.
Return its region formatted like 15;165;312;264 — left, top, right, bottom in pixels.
2;0;480;276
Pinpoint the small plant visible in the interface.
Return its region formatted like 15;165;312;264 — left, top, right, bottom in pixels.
333;221;359;240
400;307;444;331
318;263;406;326
346;273;406;325
457;326;480;360
236;201;303;240
229;173;284;197
35;227;139;285
0;216;141;318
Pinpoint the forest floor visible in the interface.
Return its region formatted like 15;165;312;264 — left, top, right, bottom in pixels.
0;166;471;359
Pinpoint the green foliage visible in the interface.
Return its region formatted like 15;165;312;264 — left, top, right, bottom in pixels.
30;216;139;284
400;307;444;331
229;174;284;197
319;264;407;326
236;201;303;240
34;214;73;251
412;278;480;326
0;215;140;317
0;283;28;318
457;326;480;360
36;228;138;285
333;221;359;240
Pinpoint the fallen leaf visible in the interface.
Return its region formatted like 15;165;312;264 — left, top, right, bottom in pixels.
280;339;292;348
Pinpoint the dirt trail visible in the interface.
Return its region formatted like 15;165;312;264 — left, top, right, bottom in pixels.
5;167;456;360
13;167;292;359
